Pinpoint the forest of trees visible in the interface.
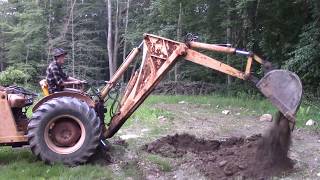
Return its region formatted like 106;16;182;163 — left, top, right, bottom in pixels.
0;0;319;95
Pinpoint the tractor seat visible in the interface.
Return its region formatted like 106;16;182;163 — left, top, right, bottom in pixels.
39;79;49;96
8;94;26;108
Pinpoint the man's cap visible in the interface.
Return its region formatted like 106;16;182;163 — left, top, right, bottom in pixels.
53;48;67;57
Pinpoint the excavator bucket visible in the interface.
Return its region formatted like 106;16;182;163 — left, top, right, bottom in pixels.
257;70;302;123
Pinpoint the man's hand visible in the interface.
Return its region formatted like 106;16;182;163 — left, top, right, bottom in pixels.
62;80;80;86
74;80;87;85
62;79;86;86
74;80;81;85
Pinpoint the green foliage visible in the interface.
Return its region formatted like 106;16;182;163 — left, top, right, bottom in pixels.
0;66;30;86
0;0;319;94
5;1;46;64
285;0;320;94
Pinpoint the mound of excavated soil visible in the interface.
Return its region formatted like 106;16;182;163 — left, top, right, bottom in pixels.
144;114;294;179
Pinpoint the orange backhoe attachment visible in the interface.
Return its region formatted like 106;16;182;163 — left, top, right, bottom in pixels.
101;34;302;138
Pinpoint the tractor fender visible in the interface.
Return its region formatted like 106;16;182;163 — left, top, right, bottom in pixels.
32;91;95;112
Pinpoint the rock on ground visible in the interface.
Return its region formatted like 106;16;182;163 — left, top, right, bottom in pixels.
305;119;317;126
259;114;273;122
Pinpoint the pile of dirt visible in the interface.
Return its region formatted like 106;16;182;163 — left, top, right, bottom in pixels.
144;113;294;179
152;81;223;95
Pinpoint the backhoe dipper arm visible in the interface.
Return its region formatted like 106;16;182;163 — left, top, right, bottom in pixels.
102;34;302;138
187;41;270;81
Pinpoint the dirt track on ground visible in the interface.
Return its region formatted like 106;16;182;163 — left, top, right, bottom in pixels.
105;103;320;179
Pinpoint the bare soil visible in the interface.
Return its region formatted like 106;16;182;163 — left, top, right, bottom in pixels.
105;103;320;179
143;114;294;180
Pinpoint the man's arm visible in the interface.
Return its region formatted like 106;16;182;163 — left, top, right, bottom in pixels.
67;76;81;82
52;67;80;86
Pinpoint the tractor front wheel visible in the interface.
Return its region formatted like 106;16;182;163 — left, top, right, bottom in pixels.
27;97;101;166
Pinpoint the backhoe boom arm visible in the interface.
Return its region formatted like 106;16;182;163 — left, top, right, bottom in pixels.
102;34;302;138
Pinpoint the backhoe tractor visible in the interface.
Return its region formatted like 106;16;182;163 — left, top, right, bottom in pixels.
0;34;302;165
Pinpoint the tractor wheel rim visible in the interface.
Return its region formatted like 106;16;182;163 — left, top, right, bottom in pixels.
44;115;86;155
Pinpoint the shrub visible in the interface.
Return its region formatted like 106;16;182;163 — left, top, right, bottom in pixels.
0;66;30;86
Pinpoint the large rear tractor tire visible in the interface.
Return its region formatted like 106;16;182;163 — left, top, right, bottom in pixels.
27;97;101;166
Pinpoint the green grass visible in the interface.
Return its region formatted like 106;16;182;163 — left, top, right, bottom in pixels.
122;106;172;128
0;148;114;180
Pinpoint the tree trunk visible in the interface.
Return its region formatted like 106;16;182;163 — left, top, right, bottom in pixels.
174;3;182;82
62;0;77;40
46;0;52;63
0;59;3;72
112;0;120;69
71;0;75;77
25;45;29;64
122;0;130;61
122;0;130;82
107;0;114;78
0;48;3;71
226;2;232;86
0;28;4;72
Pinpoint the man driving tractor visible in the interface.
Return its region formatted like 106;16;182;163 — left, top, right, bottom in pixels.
46;48;83;94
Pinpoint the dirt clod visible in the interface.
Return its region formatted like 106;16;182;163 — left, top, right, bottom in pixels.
144;112;294;179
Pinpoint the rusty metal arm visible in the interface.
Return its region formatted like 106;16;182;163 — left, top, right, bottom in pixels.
100;42;143;99
183;49;259;81
188;41;236;54
189;41;266;64
186;42;302;127
187;41;270;81
184;49;246;80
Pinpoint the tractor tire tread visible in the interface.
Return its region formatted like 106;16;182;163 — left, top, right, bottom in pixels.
27;97;101;166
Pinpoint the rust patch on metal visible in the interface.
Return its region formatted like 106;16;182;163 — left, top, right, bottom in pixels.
51;120;81;147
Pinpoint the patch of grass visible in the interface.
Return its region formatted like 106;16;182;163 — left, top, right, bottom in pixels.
26;107;33;118
145;154;172;172
105;102;173;139
120;160;143;179
296;104;320;127
0;148;114;180
123;106;172;128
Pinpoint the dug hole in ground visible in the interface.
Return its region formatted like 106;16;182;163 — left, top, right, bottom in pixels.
144;111;292;179
92;100;319;179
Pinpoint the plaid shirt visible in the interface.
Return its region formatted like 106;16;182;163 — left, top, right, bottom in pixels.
46;60;68;93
